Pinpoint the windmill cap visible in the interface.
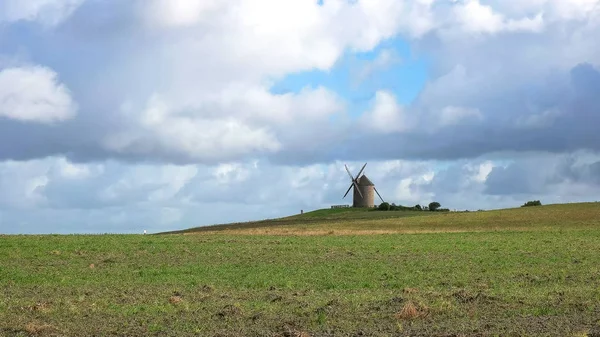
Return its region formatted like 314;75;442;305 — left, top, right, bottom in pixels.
358;175;374;186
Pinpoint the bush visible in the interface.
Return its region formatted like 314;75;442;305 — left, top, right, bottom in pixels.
428;202;441;211
377;202;425;211
521;200;542;207
378;202;391;211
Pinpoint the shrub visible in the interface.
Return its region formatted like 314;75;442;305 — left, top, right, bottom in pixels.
521;200;542;207
378;202;391;211
414;204;422;211
428;202;441;211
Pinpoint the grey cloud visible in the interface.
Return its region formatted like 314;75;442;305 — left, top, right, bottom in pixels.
338;61;600;163
485;163;547;195
485;153;600;196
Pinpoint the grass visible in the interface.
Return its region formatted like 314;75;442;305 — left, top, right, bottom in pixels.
1;202;600;336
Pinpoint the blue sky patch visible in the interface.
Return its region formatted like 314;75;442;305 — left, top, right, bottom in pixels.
270;37;429;118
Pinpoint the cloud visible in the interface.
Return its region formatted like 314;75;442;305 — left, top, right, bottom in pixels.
355;61;600;161
100;85;345;163
102;95;282;163
439;106;482;127
362;91;412;133
0;0;84;26
0;66;77;124
142;0;220;28
485;152;600;196
452;0;544;35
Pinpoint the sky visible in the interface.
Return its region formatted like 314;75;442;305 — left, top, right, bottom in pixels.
0;0;599;234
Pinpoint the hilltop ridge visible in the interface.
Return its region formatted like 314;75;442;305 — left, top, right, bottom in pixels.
162;202;600;235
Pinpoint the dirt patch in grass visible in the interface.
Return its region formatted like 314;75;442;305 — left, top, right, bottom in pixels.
452;289;497;304
279;323;312;337
200;284;214;292
215;304;242;319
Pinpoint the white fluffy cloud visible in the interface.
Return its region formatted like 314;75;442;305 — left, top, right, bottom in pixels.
142;0;220;28
362;91;412;133
103;95;281;163
452;0;544;35
0;66;77;123
101;85;343;163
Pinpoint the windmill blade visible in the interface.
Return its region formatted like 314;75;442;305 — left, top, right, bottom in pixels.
355;162;367;179
353;182;363;198
374;187;384;203
342;184;353;198
344;164;355;181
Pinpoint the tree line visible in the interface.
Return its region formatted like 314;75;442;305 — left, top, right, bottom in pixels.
377;201;449;212
377;200;543;212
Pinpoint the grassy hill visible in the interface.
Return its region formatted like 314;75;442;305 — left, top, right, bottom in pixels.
162;206;430;234
166;202;600;235
2;202;600;336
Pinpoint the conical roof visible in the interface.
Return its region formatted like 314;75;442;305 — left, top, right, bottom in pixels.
357;175;374;186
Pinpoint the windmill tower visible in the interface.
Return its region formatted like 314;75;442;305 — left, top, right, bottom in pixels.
343;163;384;208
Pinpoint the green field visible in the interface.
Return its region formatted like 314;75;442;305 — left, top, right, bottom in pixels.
2;203;600;336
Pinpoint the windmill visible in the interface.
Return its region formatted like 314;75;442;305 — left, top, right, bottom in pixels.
343;163;384;208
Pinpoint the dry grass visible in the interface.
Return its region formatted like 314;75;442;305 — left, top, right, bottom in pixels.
187;226;573;236
25;322;57;335
168;295;183;304
395;301;427;320
192;229;402;236
25;302;52;313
